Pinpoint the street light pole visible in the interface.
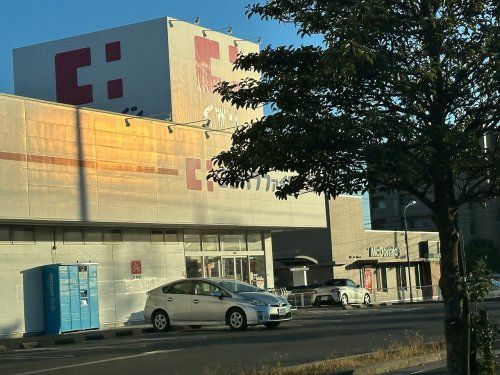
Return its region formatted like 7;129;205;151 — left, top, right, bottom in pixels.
403;200;417;303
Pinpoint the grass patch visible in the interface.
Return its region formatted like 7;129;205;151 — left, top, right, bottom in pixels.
204;333;445;375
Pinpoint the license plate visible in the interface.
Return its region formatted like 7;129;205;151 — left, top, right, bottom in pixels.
321;296;329;301
278;307;286;316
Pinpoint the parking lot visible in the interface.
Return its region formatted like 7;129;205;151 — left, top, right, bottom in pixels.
1;301;498;375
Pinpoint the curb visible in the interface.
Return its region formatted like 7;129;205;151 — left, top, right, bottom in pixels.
19;341;41;349
285;349;446;375
0;324;156;352
340;351;446;374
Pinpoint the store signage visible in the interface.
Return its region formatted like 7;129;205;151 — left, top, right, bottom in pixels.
131;260;142;279
363;268;373;292
368;246;401;257
55;41;123;106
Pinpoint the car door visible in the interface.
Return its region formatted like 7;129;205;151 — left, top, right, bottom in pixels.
191;281;224;322
163;281;193;323
346;279;361;303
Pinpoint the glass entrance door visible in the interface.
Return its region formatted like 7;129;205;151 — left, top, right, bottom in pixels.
235;257;249;282
222;257;249;283
222;257;235;279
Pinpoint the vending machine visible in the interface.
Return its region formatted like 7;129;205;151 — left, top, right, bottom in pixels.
43;263;99;334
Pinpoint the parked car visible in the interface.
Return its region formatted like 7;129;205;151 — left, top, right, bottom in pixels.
313;278;371;306
144;278;292;332
488;273;500;299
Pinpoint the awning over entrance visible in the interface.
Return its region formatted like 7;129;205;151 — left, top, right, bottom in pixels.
346;258;414;269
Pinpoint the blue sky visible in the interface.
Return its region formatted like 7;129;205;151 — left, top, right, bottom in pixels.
0;0;318;94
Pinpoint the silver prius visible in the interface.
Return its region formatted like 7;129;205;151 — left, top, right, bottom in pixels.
144;277;292;331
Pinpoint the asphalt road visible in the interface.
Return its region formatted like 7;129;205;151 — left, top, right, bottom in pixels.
1;301;499;375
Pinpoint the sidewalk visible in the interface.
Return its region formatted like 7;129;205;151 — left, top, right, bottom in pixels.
0;323;156;352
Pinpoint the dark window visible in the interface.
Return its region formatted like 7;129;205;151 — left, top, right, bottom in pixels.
377;267;388;292
164;231;177;242
63;229;84;243
0;226;10;242
165;281;193;295
415;264;421;288
103;229;122;243
152;230;178;243
84;229;103;243
194;281;221;296
346;280;358;288
418;242;429;258
323;279;347;287
151;230;164;242
396;265;407;289
12;227;35;242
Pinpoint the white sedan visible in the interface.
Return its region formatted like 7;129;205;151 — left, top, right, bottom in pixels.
313;278;371;306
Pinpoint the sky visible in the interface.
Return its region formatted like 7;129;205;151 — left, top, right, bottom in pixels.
0;0;318;94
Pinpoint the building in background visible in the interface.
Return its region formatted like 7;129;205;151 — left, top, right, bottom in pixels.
273;194;441;303
369;191;500;249
0;18;326;337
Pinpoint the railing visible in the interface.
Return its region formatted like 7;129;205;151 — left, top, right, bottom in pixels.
370;285;442;303
270;285;442;309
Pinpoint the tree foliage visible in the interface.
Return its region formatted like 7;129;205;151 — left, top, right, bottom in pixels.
211;0;499;209
465;239;500;272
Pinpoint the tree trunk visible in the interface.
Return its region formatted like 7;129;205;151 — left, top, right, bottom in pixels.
435;207;469;374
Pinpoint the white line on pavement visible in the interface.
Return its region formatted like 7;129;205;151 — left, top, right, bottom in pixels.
13;343;147;353
11;349;181;375
1;354;74;360
137;335;208;341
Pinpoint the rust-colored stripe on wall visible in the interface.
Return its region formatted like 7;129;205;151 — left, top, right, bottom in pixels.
0;151;178;176
0;151;27;162
27;154;96;169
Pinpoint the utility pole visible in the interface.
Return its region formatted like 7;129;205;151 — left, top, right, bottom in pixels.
403;200;416;303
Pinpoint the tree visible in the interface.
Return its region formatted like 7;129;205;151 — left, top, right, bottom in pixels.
209;1;499;373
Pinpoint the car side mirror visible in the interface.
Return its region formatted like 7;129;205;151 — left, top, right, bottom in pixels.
357;285;360;288
212;290;223;299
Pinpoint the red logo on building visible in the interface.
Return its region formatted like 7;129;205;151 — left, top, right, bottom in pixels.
131;260;142;275
194;36;238;93
55;41;123;105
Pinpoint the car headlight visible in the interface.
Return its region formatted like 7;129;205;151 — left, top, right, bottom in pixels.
246;298;267;306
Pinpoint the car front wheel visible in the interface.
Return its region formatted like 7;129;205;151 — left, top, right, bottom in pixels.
152;310;170;332
227;308;248;331
341;293;349;306
364;294;371;305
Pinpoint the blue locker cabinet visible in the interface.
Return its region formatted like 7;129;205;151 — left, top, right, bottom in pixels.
43;263;100;334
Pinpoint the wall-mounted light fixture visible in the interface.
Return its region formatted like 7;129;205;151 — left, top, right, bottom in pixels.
204;124;242;139
202;27;232;37
233;37;262;47
168;17;200;27
124;111;172;127
168;119;211;133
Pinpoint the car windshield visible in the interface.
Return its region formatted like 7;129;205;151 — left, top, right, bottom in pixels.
217;280;263;293
323;279;347;287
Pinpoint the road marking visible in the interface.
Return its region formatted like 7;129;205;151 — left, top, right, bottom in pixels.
1;354;74;360
137;335;208;341
11;349;181;375
13;343;147;353
12;348;60;352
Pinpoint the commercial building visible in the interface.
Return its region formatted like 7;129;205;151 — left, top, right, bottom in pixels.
273;195;441;303
0;18;326;337
369;190;500;249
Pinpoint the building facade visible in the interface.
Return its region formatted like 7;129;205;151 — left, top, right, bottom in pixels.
273;195;441;303
0;18;326;337
0;93;325;337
